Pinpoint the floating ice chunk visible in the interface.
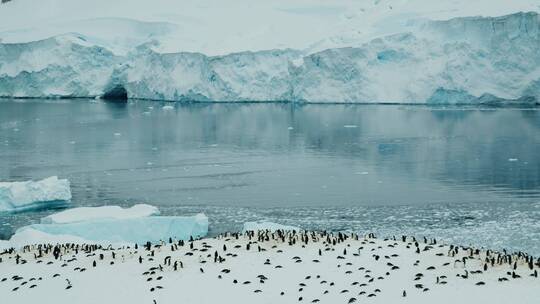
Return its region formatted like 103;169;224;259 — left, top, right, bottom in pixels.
508;158;519;162
288;126;294;130
343;125;358;128
114;132;121;136
243;221;301;232
0;176;71;212
14;213;208;245
41;204;160;224
162;105;174;110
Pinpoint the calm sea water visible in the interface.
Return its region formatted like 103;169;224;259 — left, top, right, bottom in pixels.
1;99;539;254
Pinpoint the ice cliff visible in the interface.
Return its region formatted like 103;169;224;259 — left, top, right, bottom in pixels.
243;222;301;232
0;12;538;103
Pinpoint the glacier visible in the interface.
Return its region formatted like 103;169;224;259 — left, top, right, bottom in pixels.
0;176;72;213
0;12;539;103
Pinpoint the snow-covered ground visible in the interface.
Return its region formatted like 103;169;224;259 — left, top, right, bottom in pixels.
0;231;538;304
0;0;539;102
0;176;71;213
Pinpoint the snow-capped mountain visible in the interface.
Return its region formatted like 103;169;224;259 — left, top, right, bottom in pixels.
0;0;539;103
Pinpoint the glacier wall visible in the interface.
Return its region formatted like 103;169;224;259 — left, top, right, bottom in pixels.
0;12;538;103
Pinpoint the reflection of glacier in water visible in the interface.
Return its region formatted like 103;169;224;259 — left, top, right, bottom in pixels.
0;100;539;254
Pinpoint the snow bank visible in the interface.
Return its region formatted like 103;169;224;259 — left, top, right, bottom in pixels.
243;221;301;232
40;204;160;224
0;12;538;103
0;176;71;212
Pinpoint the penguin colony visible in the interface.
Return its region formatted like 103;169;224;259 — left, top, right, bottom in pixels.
0;231;539;304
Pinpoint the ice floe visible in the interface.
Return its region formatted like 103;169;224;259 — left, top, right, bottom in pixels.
40;204;160;224
2;205;207;247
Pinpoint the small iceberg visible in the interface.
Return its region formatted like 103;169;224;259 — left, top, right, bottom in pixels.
243;221;301;232
4;205;207;246
0;176;71;213
16;214;208;245
40;204;160;224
